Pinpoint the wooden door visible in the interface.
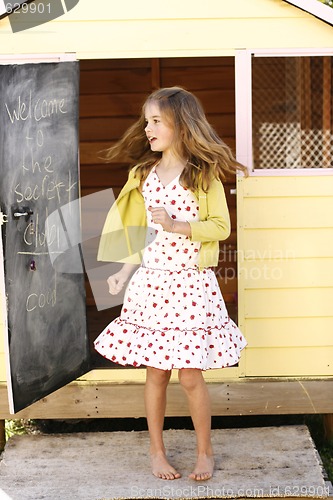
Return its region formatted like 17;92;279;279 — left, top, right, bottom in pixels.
0;60;90;413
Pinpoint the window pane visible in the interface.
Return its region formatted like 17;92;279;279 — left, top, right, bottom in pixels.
252;56;333;169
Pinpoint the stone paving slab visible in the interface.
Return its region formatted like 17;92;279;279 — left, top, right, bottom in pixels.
0;425;329;500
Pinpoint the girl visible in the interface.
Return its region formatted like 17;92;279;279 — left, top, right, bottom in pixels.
94;87;247;481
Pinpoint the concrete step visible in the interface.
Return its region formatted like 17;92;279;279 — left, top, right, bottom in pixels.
0;425;331;500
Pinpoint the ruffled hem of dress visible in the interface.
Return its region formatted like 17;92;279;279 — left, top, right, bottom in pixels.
94;317;247;371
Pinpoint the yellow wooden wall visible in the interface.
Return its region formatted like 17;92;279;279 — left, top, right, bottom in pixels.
237;175;333;377
1;0;333;59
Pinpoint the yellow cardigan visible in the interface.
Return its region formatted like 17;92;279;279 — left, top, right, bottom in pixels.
97;166;231;270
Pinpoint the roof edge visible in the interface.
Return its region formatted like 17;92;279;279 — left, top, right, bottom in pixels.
284;0;333;26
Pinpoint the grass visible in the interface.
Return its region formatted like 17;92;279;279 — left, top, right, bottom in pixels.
4;419;40;441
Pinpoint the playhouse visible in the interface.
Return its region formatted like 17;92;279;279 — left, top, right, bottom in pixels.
0;0;333;447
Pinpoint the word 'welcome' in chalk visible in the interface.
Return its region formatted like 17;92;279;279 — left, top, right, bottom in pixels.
5;91;67;124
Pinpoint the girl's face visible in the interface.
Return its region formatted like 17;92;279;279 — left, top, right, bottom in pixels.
144;102;175;154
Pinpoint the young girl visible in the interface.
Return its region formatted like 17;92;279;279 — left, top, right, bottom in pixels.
94;87;247;481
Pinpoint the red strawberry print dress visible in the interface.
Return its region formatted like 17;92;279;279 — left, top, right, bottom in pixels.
94;166;247;370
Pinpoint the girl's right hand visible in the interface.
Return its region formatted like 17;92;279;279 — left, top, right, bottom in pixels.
107;271;128;295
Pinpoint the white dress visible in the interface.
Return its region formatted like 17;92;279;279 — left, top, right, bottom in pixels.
94;166;247;370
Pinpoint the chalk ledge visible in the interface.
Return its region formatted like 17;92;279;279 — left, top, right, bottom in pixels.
0;425;330;500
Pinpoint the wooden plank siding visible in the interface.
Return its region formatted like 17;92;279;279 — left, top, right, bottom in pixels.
2;0;333;59
1;379;333;419
79;57;239;366
237;175;333;377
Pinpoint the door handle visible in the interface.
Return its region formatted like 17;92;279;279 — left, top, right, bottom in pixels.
13;207;33;218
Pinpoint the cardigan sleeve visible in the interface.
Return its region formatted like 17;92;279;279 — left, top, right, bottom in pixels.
189;178;231;243
96;167;146;264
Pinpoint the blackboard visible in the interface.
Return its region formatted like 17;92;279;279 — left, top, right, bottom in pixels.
0;61;90;413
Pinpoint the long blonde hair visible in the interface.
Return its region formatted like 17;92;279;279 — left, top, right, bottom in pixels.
103;86;247;191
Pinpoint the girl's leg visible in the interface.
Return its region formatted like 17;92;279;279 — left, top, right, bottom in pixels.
145;366;181;480
178;368;214;481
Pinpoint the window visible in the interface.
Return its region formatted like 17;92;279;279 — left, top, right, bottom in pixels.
252;56;333;169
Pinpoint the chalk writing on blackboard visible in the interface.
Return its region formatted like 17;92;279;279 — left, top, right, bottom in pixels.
26;274;57;312
0;62;89;414
5;93;68;123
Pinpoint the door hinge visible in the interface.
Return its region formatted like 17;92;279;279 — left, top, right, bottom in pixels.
0;212;8;225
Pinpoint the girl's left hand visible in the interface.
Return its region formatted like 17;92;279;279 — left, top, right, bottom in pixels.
148;206;173;232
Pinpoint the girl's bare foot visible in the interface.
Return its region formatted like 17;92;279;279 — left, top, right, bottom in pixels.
151;451;181;480
189;453;214;481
